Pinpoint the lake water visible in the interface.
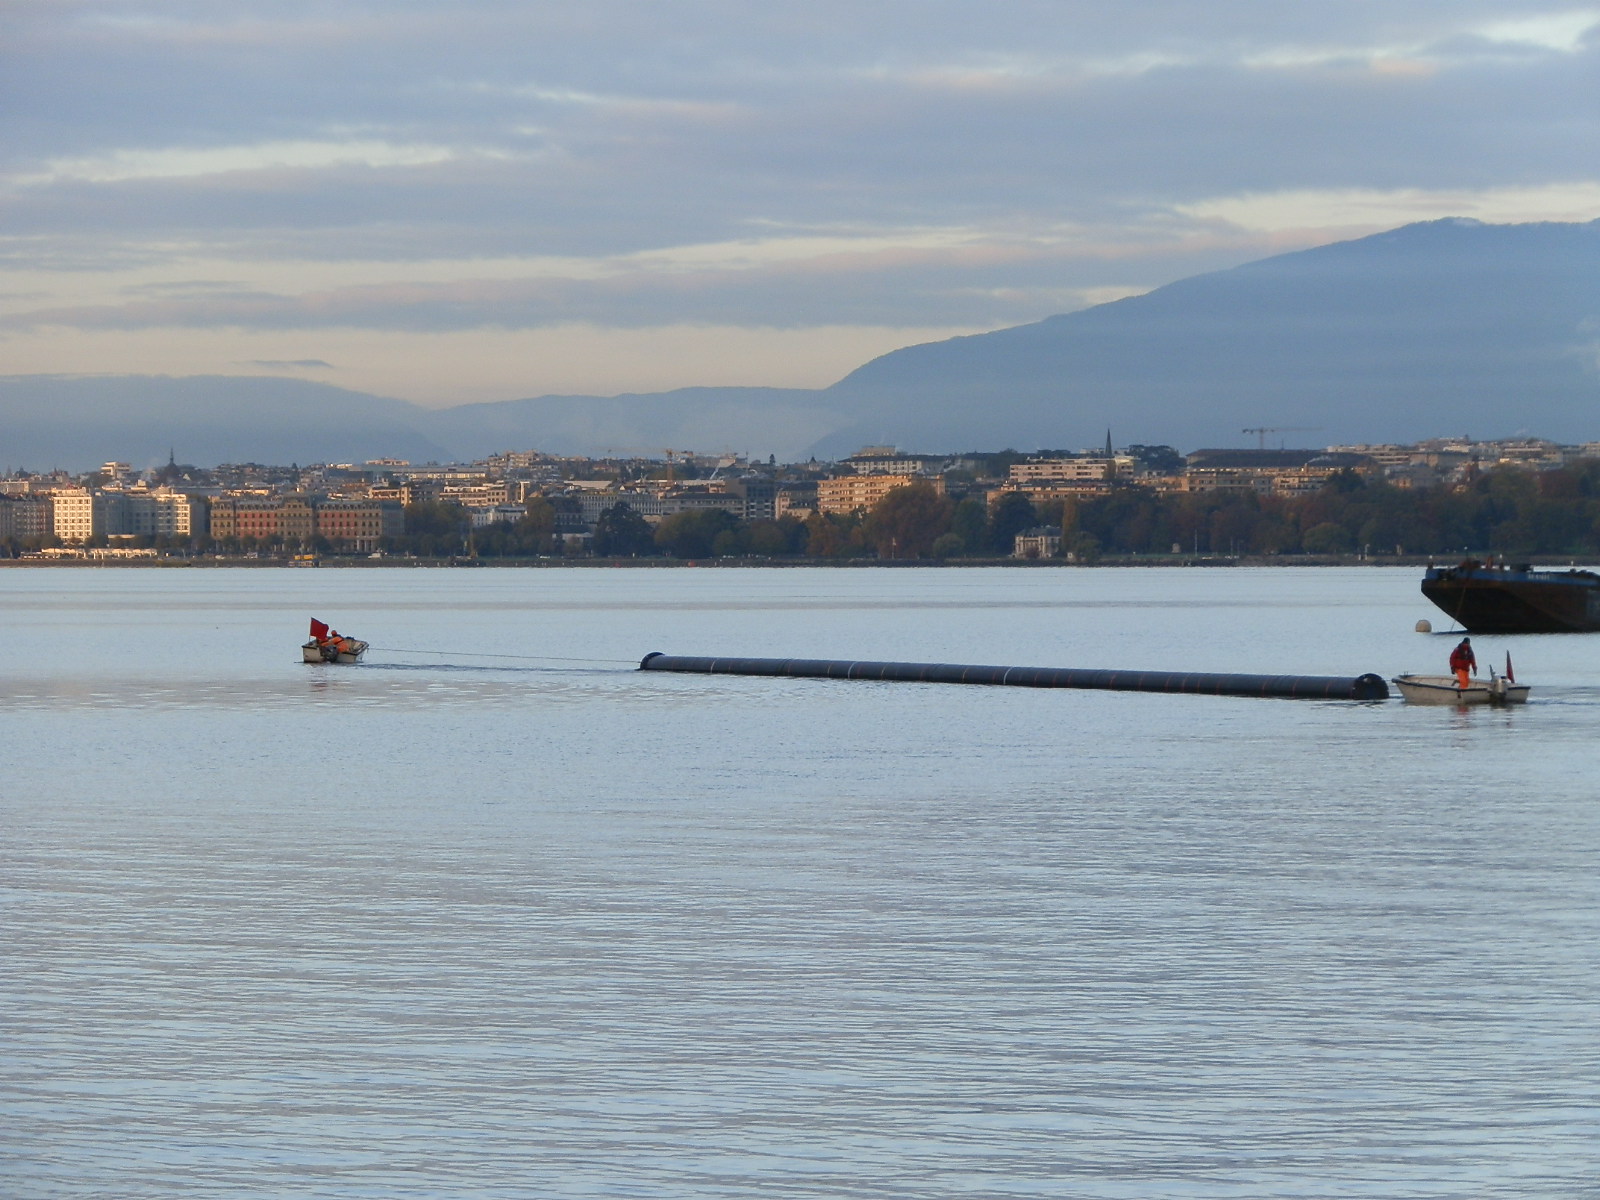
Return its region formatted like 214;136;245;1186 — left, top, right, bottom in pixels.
3;566;1598;1199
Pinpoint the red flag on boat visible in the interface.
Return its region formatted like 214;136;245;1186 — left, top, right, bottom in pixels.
1505;652;1515;683
310;618;330;641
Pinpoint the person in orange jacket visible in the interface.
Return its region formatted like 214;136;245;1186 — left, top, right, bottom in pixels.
1449;637;1476;689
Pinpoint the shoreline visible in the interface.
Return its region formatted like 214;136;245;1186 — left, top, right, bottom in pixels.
2;554;1589;570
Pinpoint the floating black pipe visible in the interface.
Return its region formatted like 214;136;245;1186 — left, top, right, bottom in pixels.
639;653;1389;701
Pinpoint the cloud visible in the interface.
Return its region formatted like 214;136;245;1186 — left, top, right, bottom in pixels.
242;359;334;370
2;1;1595;394
18;140;474;186
5;222;1320;336
1475;10;1600;52
1178;182;1600;232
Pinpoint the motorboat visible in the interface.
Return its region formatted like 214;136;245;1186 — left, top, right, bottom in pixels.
303;617;367;664
1391;673;1529;705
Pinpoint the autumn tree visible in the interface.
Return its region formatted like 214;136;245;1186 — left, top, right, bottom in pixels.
863;483;954;559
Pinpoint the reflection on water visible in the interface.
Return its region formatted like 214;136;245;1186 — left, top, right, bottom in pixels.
3;568;1599;1198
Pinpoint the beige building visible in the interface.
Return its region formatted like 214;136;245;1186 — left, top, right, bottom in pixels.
774;483;819;520
844;448;947;474
441;482;513;508
1182;450;1375;497
1009;457;1133;483
209;496;401;549
45;488;208;543
817;473;944;515
991;480;1112;508
1013;526;1063;559
317;499;405;549
119;490;208;538
50;489;104;543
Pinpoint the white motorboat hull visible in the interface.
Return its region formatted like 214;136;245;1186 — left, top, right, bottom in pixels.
1392;674;1529;705
303;639;368;664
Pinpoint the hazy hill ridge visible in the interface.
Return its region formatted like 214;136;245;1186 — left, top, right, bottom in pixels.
3;219;1596;471
815;218;1600;455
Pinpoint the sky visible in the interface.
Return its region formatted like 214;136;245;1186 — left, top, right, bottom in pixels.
3;1;1598;407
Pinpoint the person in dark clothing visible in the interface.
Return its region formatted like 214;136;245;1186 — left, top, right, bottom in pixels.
1449;637;1476;689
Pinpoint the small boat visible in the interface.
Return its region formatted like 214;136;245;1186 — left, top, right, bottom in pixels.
1391;673;1529;705
303;617;367;664
1421;559;1600;632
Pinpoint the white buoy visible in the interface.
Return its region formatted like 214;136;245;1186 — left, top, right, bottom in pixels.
1415;619;1433;633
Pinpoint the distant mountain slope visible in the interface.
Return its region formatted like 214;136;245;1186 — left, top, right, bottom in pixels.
814;218;1600;456
418;387;846;462
0;375;452;472
4;219;1597;471
0;374;840;472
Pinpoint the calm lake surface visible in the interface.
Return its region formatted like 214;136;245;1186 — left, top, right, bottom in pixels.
3;566;1598;1199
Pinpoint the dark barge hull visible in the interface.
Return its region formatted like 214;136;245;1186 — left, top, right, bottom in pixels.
1421;561;1600;633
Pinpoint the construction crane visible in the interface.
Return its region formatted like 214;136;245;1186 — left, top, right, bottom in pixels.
1242;426;1321;450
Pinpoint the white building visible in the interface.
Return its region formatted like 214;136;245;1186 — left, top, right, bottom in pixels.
470;504;529;528
51;488;207;542
50;489;104;543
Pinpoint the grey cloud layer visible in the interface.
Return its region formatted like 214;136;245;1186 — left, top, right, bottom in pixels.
4;1;1596;331
3;236;1229;332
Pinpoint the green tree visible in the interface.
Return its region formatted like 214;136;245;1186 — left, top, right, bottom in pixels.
744;519;796;556
863;483;954;558
949;498;988;555
1302;521;1351;554
593;503;657;556
987;492;1037;553
712;528;747;557
401;500;471;556
655;508;739;557
1067;531;1102;563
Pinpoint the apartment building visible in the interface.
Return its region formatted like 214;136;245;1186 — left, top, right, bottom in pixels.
817;473;944;515
317;500;405;548
1008;457;1134;483
1182;450;1374;496
991;480;1113;508
441;482;513;508
118;490;208;538
46;488;210;543
209;496;402;549
49;490;105;543
773;482;819;520
0;495;53;541
844;448;947;474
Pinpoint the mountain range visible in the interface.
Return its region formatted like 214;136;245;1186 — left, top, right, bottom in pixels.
4;217;1597;472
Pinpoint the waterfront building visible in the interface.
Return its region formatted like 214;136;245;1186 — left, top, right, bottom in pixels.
316;500;404;549
0;495;53;541
470;504;530;529
209;496;401;549
1013;526;1063;559
50;489;106;543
